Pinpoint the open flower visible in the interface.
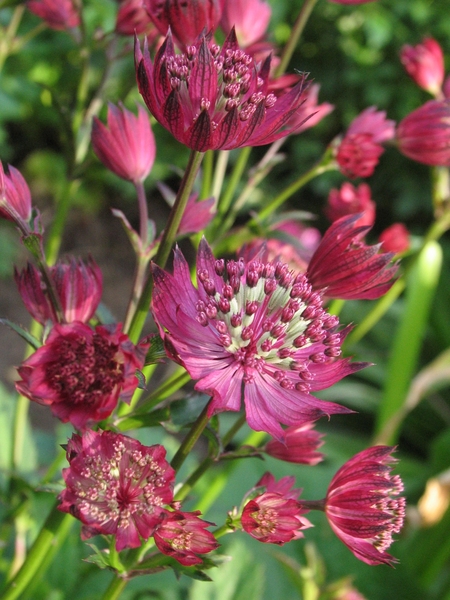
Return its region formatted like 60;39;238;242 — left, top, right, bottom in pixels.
241;473;312;544
153;510;219;565
16;322;147;429
58;430;175;551
326;182;376;227
0;161;32;225
135;29;309;151
324;446;406;566
264;422;324;465
151;238;365;440
15;256;102;325
401;38;444;97
27;0;80;30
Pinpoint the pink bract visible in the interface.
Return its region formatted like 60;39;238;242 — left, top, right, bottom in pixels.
220;0;271;48
135;29;309;151
116;0;155;36
325;446;406;566
401;38;444;97
16;322;147;429
379;223;410;254
264;422;325;465
58;430;175;551
151;238;366;440
326;182;376;227
0;161;32;225
27;0;80;30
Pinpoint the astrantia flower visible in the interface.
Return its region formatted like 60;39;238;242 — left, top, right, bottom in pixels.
306;215;397;300
401;38;444;97
220;0;271;48
151;238;365;440
16;322;147;429
58;430;175;551
135;29;309;152
324;446;406;566
153;510;219;565
0;161;32;225
116;0;155;36
15;256;102;325
27;0;80;30
326;182;375;227
241;473;312;544
264;422;324;465
379;223;410;254
287;84;334;134
92;103;156;183
396;100;450;166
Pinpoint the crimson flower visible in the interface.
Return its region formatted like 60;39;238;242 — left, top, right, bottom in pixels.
0;161;32;225
152;238;365;440
115;0;155;36
306;215;397;300
401;38;445;97
27;0;80;30
287;84;334;134
16;322;147;429
326;182;376;227
379;223;410;254
264;422;324;465
220;0;271;48
153;510;219;565
58;430;175;551
144;0;224;48
92;103;156;183
15;256;102;325
396;99;450;166
135;29;309;152
241;473;312;544
324;446;406;566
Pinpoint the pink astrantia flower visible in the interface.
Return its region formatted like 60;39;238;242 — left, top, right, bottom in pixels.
396;100;450;166
135;29;309;152
151;238;366;440
92;103;156;183
16;322;147;429
264;422;324;465
58;430;175;551
326;182;376;227
179;193;215;235
15;256;102;325
27;0;80;30
153;510;219;565
241;472;312;544
144;0;225;48
401;38;445;97
116;0;155;36
0;161;32;225
379;223;410;254
306;215;397;300
324;446;406;566
220;0;271;48
336;107;395;178
287;84;334;134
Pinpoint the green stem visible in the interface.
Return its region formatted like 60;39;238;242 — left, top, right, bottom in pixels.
211;150;229;206
117;363;157;417
1;505;73;600
100;575;128;600
170;401;212;472
45;179;78;265
0;6;25;72
132;368;191;414
200;150;214;199
127;150;204;344
216;146;252;222
274;0;319;77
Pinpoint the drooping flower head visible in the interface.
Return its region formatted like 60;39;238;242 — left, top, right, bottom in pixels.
58;430;175;551
152;238;366;440
153;510;219;565
264;422;325;465
326;182;376;227
220;0;271;48
379;223;410;254
27;0;80;30
241;472;312;544
396;99;450;166
15;256;103;325
144;0;225;48
336;107;396;178
324;446;406;566
16;322;147;429
401;38;445;97
135;29;309;151
0;161;32;226
306;214;397;300
92;103;156;183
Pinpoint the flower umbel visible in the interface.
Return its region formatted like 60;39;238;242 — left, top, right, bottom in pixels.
264;422;324;465
58;430;175;551
152;238;365;440
400;38;445;97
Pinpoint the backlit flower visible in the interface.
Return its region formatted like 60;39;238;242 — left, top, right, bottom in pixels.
396;99;450;166
16;322;147;429
326;182;375;227
401;38;444;97
27;0;80;30
92;103;156;183
144;0;225;48
15;256;102;325
220;0;271;48
58;430;175;551
287;84;334;134
264;422;324;465
135;29;309;151
151;238;365;440
306;215;397;300
241;472;312;544
324;446;405;566
0;161;32;225
153;510;219;565
379;223;410;254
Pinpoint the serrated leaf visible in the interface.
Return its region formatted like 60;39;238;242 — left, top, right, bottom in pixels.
0;318;41;349
84;544;115;570
116;407;170;431
170;393;210;427
143;334;167;365
135;369;146;390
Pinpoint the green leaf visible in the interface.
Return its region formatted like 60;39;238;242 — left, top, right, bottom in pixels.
84;544;116;570
0;318;41;350
170;394;211;427
143;334;167;365
116;407;170;431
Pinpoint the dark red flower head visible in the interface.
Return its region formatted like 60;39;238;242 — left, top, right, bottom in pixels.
326;182;376;227
116;0;156;36
27;0;80;30
135;29;309;151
